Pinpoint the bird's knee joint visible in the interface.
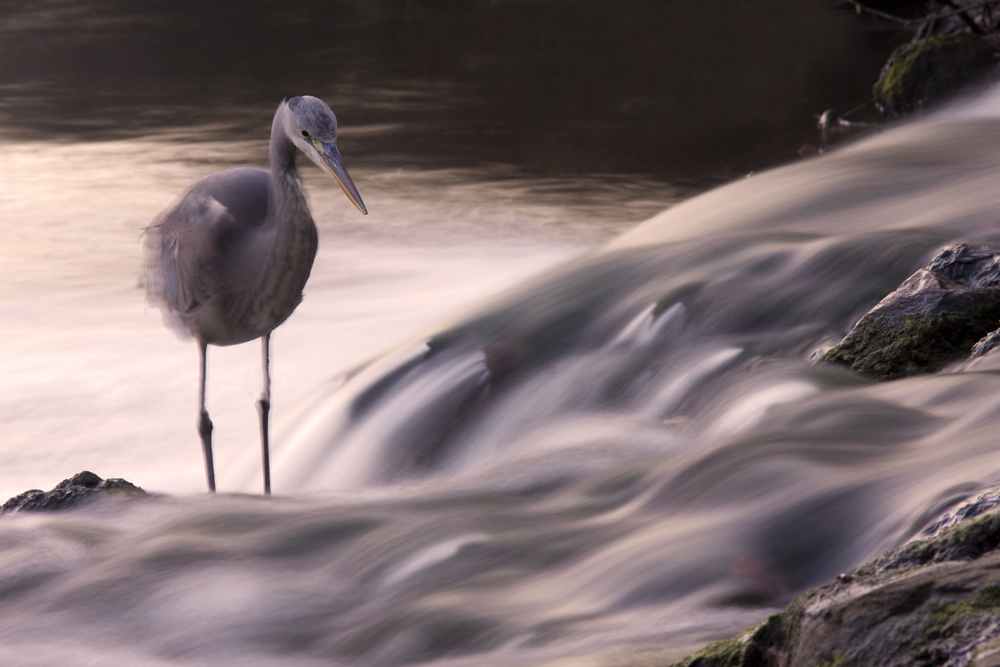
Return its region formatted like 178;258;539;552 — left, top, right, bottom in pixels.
257;398;270;414
198;410;214;438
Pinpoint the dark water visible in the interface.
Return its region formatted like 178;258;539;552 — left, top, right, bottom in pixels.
1;0;908;182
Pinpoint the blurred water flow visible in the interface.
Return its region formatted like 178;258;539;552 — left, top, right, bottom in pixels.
5;86;1000;665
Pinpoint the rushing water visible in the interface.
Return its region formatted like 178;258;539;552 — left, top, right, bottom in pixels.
3;86;1000;664
5;1;1000;663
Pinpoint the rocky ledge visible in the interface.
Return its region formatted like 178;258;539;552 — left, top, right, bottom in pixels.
670;509;1000;667
1;471;146;514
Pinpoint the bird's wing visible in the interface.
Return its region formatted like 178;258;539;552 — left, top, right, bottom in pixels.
192;166;270;231
143;193;231;320
142;167;270;333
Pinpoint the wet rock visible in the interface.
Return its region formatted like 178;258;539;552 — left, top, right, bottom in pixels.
670;512;1000;667
669;614;787;667
926;244;1000;288
1;471;146;514
972;329;1000;358
821;267;1000;381
873;31;997;115
860;513;1000;578
922;490;1000;537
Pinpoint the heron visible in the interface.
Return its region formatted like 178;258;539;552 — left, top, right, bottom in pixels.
143;96;367;494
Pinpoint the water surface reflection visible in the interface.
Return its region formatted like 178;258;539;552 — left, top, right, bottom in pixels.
1;0;906;181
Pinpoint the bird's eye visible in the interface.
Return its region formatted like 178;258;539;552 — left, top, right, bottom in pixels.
300;129;310;138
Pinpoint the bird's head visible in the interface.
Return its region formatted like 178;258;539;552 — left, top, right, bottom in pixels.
284;96;367;215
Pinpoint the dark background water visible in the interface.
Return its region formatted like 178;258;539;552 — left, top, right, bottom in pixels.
1;0;918;185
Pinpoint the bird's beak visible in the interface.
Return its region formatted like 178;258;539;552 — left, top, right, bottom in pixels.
319;142;367;215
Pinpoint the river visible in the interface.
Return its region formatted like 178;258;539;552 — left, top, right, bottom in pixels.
4;1;995;665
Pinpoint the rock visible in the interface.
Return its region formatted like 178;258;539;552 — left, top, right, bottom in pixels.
669;614;786;667
859;513;1000;578
972;329;1000;358
926;244;1000;288
670;512;1000;667
1;471;146;514
821;268;1000;380
922;490;1000;537
916;0;1000;38
873;31;997;116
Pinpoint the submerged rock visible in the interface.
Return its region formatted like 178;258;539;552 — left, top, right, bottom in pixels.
670;512;1000;667
1;471;146;514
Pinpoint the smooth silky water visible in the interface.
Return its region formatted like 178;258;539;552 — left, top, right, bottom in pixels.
6;86;1000;664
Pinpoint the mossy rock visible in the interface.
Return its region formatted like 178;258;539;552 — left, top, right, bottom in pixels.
670;512;1000;667
671;636;743;667
820;269;1000;381
821;299;1000;381
670;613;789;667
925;584;1000;640
857;512;1000;578
873;31;997;115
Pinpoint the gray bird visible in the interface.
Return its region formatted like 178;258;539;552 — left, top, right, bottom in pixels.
143;96;367;494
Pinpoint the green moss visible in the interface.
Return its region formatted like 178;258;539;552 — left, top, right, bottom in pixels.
671;517;1000;667
925;585;1000;640
669;614;790;667
813;655;846;667
925;601;965;639
874;31;996;115
780;595;807;649
822;297;1000;381
908;513;1000;566
671;637;744;667
858;513;1000;578
819;345;841;362
971;584;1000;609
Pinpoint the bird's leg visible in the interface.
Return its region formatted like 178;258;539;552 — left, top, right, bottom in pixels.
258;333;271;495
198;341;216;493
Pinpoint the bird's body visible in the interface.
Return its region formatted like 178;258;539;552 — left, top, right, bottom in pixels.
152;164;317;346
144;96;367;493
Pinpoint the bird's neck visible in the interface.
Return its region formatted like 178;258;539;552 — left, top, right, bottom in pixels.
268;103;300;178
259;103;318;312
266;103;309;232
